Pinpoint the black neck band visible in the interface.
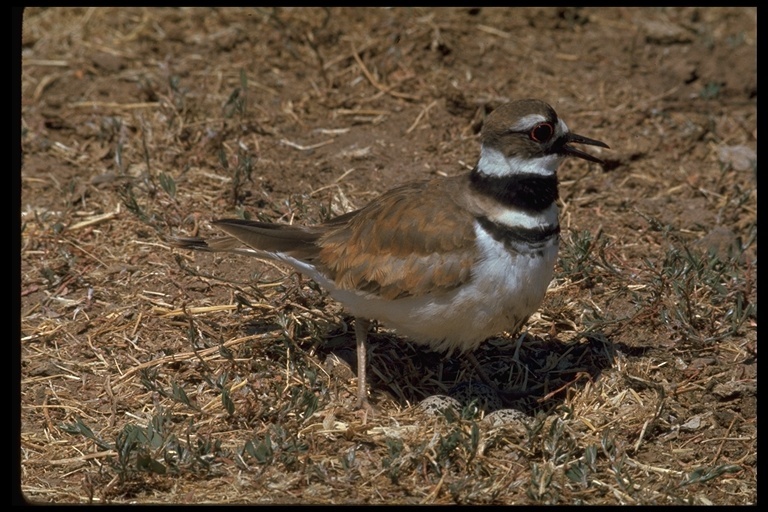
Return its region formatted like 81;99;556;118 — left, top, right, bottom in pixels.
470;170;558;212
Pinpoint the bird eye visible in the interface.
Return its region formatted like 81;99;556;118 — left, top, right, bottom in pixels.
530;123;554;143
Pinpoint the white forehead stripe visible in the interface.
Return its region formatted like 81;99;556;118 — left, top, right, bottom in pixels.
509;113;548;131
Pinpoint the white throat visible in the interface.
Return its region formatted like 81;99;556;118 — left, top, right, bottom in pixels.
476;146;564;178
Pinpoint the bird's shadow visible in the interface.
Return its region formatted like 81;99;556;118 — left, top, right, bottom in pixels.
315;322;617;416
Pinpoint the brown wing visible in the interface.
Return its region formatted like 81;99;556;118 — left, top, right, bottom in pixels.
317;176;478;300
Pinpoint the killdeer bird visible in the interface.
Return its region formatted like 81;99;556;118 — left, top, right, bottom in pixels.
173;99;608;408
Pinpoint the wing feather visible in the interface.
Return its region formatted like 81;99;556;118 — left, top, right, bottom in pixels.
318;177;477;299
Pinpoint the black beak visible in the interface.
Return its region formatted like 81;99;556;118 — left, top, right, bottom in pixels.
563;132;610;165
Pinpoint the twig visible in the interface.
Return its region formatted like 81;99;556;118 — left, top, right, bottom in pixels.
350;44;420;101
67;207;121;231
280;138;335;151
71;101;160;110
712;416;737;464
538;371;591;402
335;108;390;116
476;24;513;39
406;100;438;134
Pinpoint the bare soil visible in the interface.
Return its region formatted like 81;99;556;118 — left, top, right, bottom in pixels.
20;7;756;505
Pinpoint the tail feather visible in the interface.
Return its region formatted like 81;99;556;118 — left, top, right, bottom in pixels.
171;219;324;261
213;219;321;257
170;234;244;252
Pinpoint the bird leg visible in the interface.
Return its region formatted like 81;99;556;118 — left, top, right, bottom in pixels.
354;317;372;408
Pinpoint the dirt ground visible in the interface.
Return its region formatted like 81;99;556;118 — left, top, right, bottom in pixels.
19;7;756;504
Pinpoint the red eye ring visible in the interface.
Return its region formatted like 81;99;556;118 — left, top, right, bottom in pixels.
530;122;554;143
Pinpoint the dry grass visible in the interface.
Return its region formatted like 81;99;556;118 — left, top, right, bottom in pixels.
19;7;755;504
